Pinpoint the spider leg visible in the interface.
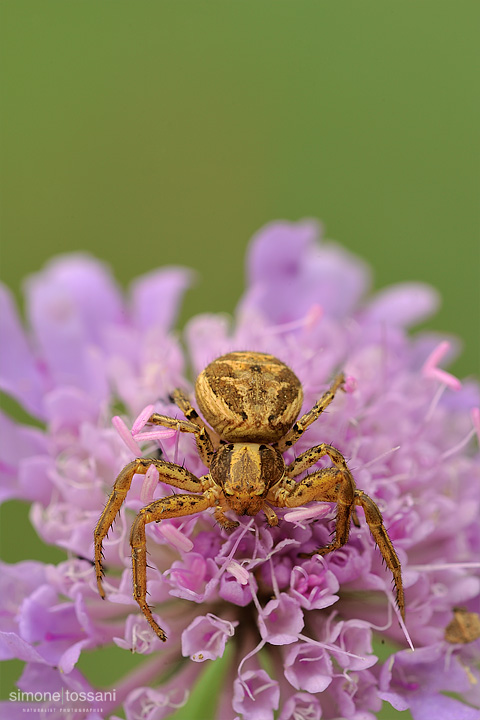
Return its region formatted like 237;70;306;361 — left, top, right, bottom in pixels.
270;444;405;620
286;441;349;478
170;388;219;447
149;395;216;467
286;442;360;526
130;492;216;640
276;466;356;558
214;499;240;530
354;490;405;620
273;373;345;453
94;458;202;599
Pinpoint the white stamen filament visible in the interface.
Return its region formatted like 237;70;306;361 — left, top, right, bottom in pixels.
297;633;367;660
424;384;446;424
173;427;180;464
214;519;255;584
237;638;267;701
363;445;400;469
441;428;476;460
268;557;280;599
409;562;480;571
385;591;414;651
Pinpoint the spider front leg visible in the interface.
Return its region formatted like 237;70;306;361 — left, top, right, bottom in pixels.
130;492;215;640
273;373;345;453
170;388;220;451
94;458;203;599
149;393;216;467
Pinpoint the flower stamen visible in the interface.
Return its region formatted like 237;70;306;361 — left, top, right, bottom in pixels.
157;522;194;553
266;304;323;335
422;341;461;391
113;406;176;456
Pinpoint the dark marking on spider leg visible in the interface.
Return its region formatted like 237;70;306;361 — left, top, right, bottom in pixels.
275;374;345;452
354;490;405;621
147;413;199;434
283;443;359;553
170;389;205;425
165;388;218;465
130;493;216;640
130;512;166;641
94;458;202;598
291;467;355;558
287;441;348;478
195;427;215;467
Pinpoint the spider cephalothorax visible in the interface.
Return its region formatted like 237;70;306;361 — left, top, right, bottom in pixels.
95;351;404;640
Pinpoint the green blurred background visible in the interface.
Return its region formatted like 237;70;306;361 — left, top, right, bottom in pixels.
1;2;478;718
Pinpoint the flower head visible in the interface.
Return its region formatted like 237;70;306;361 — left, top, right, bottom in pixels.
1;220;479;719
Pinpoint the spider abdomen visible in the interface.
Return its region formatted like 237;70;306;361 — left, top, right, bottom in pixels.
195;351;303;443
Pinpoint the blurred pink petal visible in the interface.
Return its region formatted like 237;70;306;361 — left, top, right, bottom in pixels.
365;282;440;327
0;284;47;417
130;267;193;331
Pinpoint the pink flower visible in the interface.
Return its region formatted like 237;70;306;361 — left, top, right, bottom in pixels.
1;221;479;719
233;669;280;720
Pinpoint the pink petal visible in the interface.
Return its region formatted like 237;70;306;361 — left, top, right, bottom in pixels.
0;411;48;504
24;255;121;397
130;267;193;331
240;219;370;322
0;284;46;417
0;631;49;664
366;282;440;327
471;407;480;444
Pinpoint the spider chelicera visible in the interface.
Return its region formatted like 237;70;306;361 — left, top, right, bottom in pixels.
94;350;404;640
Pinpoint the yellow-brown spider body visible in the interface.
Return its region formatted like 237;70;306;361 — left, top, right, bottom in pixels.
210;442;285;516
195;351;303;443
94;351;405;641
